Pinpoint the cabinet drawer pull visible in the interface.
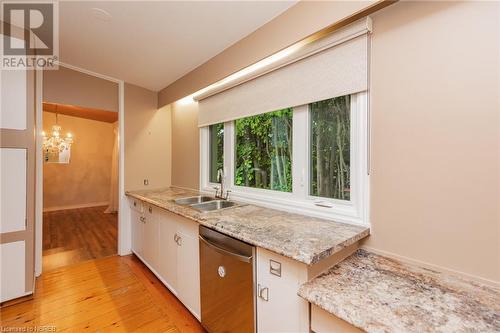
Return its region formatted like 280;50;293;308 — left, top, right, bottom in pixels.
258;284;269;301
148;206;152;213
174;234;182;246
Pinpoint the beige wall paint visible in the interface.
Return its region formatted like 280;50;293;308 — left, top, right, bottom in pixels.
171;100;199;190
124;83;171;191
43;66;119;112
365;1;500;282
168;1;500;282
43;112;114;210
158;0;377;107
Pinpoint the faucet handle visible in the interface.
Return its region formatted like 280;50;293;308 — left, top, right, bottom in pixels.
224;190;231;200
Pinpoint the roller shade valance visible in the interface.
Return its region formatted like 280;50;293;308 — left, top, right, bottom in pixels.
198;18;371;127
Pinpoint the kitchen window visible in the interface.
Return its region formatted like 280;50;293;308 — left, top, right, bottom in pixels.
234;109;292;192
200;92;368;225
310;95;350;201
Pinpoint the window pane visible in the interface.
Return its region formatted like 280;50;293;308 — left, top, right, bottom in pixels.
235;109;292;192
310;95;351;200
209;123;224;183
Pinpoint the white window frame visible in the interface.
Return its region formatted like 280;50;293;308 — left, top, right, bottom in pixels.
200;92;369;226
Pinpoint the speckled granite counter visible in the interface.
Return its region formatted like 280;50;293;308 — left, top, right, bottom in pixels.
298;249;500;333
126;187;369;265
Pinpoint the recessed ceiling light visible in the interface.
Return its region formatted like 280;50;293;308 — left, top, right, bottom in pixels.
90;8;112;22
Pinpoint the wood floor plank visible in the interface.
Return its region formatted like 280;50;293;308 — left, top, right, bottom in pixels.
98;304;167;332
0;275;138;321
120;255;205;333
2;281;146;326
0;255;205;333
131;317;180;333
42;206;118;271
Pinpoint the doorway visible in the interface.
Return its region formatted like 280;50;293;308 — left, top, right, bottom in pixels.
38;65;121;272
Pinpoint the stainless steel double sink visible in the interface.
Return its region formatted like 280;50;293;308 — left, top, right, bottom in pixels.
174;196;238;212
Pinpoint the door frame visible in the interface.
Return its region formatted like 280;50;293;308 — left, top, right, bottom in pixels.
35;62;129;276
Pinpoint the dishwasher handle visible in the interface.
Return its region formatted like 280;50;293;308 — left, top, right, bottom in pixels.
199;235;253;263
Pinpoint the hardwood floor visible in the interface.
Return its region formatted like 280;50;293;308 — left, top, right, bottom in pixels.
43;206;117;271
0;255;205;333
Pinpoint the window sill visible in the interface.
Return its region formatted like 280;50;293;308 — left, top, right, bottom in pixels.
201;185;367;227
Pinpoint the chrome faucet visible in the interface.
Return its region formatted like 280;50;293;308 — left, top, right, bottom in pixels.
214;169;230;200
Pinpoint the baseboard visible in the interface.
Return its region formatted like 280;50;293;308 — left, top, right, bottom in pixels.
43;202;109;212
361;245;500;289
0;291;33;307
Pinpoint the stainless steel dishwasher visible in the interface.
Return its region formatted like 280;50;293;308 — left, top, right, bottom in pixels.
199;225;256;333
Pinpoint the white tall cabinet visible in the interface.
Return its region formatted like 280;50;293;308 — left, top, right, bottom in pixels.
0;34;36;302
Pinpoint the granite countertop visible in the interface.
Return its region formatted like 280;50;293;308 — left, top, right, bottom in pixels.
126;187;369;265
298;249;500;333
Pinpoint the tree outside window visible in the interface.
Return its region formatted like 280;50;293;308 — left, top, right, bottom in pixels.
235;109;292;192
310;95;351;200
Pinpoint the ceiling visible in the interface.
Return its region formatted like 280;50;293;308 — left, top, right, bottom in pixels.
59;1;297;91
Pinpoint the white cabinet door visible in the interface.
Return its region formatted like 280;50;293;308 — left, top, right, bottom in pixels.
0;241;26;302
0;62;27;130
256;248;309;333
130;202;143;258
0;148;27;233
158;210;178;293
143;205;159;271
311;305;364;333
176;230;201;319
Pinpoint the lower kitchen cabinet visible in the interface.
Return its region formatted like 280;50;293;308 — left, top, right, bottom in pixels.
158;209;178;292
176;229;200;317
256;248;309;333
129;197;311;331
157;210;201;318
143;204;159;270
130;201;201;320
311;305;363;333
129;198;144;258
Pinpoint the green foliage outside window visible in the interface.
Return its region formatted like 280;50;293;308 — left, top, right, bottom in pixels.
209;123;224;183
235;109;293;192
310;95;350;200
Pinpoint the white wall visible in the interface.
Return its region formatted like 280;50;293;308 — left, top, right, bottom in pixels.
124;83;172;191
171;100;199;190
365;0;500;283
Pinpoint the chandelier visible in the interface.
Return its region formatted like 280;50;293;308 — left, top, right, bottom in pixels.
42;113;73;162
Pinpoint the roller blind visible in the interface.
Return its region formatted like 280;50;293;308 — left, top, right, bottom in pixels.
198;18;371;127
